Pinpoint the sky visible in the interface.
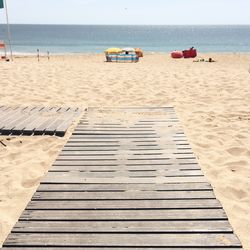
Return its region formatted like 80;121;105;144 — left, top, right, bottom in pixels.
0;0;250;25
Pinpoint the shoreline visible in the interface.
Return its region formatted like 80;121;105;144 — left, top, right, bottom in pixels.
1;51;249;59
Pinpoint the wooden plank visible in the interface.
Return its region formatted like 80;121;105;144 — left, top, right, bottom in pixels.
58;150;194;156
0;106;19;120
13;220;232;233
74;128;156;131
70;134;185;138
22;107;53;135
70;135;161;139
1;248;243;250
0;106;14;119
68;138;121;142
55;112;79;137
0;107;28;129
62;146;191;151
63;146;121;150
47;170;203;178
3;233;241;247
50;164;201;171
44;107;71;135
44;119;65;135
32;190;215;200
87;106;174;110
21;209;226;220
42;174;207;184
2;107;43;135
37;183;213;192
52;161;198;167
33;107;61;135
53;159;198;166
57;154;196;161
9;106;44;134
65;140;190;146
1;106;80;136
55;155;196;160
72;132;158;136
26;199;222;210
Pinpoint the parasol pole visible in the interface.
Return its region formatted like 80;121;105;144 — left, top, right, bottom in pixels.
4;0;13;61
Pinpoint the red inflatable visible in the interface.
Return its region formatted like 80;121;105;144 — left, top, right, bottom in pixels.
183;47;197;58
171;51;183;59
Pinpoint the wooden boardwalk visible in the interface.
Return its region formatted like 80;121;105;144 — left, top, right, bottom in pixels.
0;106;82;137
1;107;242;249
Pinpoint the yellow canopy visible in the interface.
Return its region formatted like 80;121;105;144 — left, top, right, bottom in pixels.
105;48;122;54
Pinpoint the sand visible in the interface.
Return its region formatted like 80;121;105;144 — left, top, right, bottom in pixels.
0;53;250;249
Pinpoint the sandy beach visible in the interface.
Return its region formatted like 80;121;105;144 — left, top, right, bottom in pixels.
0;53;250;249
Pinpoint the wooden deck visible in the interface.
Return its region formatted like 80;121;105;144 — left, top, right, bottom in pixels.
0;106;82;137
1;107;242;249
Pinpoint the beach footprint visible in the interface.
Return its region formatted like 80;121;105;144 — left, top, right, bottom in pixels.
227;147;246;156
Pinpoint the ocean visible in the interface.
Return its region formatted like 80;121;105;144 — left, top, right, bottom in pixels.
0;24;250;54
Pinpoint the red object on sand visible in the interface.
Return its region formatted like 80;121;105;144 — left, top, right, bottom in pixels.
171;51;183;59
183;47;197;58
0;41;5;48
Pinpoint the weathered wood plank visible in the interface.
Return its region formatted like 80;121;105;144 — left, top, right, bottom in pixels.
55;113;79;137
50;164;201;171
70;134;186;139
58;151;194;157
53;159;199;166
32;190;215;200
47;170;203;178
62;146;192;151
37;183;212;192
9;107;44;134
1;106;42;135
74;128;156;132
66;140;189;146
21;107;53;135
1;248;243;250
42;174;207;184
0;106;20;118
87;106;174;110
13;220;232;233
3;233;241;247
43;107;71;135
55;155;196;161
33;107;61;135
70;135;161;139
26;199;221;210
0;107;28;129
21;209;226;221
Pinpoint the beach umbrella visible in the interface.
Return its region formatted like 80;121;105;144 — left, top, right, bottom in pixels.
105;48;122;54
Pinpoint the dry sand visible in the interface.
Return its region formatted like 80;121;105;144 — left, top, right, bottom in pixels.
0;53;250;249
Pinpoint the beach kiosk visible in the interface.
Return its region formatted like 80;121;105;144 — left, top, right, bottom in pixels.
105;47;139;63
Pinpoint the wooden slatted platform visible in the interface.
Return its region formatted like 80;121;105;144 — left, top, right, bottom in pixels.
1;107;242;249
0;106;82;137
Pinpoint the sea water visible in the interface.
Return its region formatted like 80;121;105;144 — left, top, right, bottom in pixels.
0;24;250;54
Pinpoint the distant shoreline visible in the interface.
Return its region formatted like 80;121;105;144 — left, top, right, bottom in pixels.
8;51;250;57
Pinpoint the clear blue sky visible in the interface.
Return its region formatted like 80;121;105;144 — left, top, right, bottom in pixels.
0;0;250;25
